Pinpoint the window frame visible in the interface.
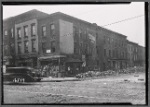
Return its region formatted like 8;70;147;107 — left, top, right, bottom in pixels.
42;26;46;37
18;42;22;54
31;39;36;52
31;23;36;36
17;27;21;39
51;41;56;53
24;41;29;53
24;25;28;38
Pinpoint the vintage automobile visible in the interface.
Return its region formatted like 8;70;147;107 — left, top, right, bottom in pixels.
3;67;42;83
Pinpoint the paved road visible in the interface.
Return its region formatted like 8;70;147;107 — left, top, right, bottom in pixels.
3;72;145;104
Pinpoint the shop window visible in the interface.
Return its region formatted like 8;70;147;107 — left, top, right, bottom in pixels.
17;28;21;39
24;25;28;38
31;39;36;52
42;26;46;37
31;23;36;36
24;41;29;53
18;42;21;54
51;41;56;53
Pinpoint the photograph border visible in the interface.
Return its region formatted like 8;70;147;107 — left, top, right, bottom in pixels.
0;0;149;106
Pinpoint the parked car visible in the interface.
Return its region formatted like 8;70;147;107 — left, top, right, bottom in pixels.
3;67;42;83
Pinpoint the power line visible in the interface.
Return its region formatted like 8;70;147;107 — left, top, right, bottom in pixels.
102;14;144;27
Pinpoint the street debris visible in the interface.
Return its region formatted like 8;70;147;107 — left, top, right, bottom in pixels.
76;67;145;78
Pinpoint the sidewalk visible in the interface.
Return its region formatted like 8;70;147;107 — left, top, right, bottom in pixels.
41;77;80;82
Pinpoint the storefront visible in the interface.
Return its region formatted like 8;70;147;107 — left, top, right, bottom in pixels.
38;55;66;77
38;55;83;77
16;56;38;68
65;58;83;77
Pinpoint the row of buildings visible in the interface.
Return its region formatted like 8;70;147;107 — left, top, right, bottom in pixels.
3;9;145;76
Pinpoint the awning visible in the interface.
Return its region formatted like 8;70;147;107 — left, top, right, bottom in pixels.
66;58;83;63
38;55;66;60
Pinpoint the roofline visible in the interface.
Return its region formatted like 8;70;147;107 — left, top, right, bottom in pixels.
99;26;127;38
3;9;49;21
127;40;138;45
42;12;127;38
3;10;127;38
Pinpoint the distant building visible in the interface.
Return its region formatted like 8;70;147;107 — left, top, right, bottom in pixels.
127;41;145;67
3;9;145;76
3;17;15;67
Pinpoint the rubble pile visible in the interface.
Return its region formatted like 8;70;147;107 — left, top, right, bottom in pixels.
76;67;145;78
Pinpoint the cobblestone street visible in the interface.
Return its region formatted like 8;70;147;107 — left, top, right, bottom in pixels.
3;72;145;104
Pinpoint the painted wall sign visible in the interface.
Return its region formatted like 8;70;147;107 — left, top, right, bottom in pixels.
59;19;74;54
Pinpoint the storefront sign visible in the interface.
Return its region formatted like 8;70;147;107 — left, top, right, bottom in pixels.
46;49;51;53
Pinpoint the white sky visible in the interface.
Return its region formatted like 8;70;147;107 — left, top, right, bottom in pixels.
3;2;145;46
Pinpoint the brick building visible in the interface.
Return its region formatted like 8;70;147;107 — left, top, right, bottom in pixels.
3;17;15;66
3;9;145;76
127;41;145;67
97;27;128;71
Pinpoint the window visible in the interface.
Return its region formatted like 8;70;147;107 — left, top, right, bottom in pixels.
4;30;8;36
4;45;8;55
73;26;77;34
80;41;84;49
116;50;118;58
11;28;13;38
31;39;36;52
104;37;106;44
123;52;124;58
104;49;106;56
79;49;81;55
50;24;55;36
18;42;21;54
108;38;110;44
113;50;115;57
31;23;36;36
51;41;56;53
42;42;46;53
42;26;46;36
109;50;111;57
24;26;28;38
136;47;137;52
24;41;29;53
17;28;21;39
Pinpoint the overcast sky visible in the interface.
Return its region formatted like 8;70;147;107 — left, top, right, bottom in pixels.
3;2;145;46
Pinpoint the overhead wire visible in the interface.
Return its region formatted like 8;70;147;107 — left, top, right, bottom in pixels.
102;14;144;27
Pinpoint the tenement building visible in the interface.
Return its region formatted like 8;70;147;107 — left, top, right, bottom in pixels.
3;9;145;77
